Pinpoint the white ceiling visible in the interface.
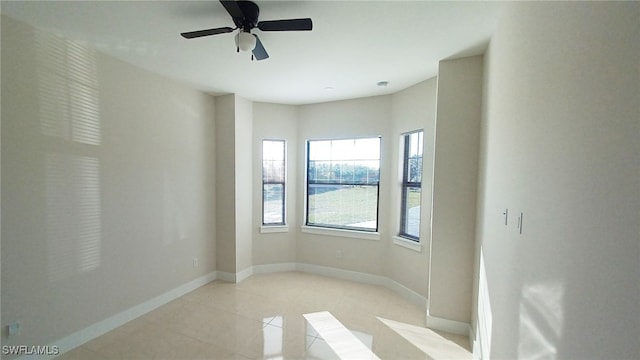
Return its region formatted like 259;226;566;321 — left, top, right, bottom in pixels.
1;1;505;105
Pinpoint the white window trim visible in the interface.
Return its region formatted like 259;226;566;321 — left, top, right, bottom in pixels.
393;235;422;252
260;225;289;234
302;225;380;241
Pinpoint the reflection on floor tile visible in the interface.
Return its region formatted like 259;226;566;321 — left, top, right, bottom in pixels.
58;271;470;359
378;317;472;360
304;311;379;359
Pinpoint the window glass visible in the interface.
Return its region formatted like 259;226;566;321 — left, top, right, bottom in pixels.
262;140;286;225
400;131;423;240
306;137;381;232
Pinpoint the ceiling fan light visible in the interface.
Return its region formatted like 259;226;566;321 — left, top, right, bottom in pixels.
235;31;257;52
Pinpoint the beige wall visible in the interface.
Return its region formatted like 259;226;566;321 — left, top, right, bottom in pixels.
429;56;483;324
1;15;217;349
214;94;253;275
252;103;298;265
386;79;438;297
474;2;639;358
296;96;393;276
214;95;236;273
234;95;253;273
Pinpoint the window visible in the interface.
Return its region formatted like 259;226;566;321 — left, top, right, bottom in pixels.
399;130;423;241
306;137;381;232
262;140;286;225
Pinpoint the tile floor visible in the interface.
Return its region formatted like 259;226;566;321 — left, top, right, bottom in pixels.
59;272;470;359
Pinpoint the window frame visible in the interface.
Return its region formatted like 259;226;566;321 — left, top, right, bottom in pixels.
305;136;382;233
261;139;286;226
399;130;424;241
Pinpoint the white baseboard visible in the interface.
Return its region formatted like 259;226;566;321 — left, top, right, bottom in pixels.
215;270;236;283
425;312;472;336
28;271;216;360
226;262;426;307
383;277;427;307
253;262;297;274
46;263;435;360
295;263;385;287
295;263;427;307
215;263;426;309
217;264;274;283
235;266;254;283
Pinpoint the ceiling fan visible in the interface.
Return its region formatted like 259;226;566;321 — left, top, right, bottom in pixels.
180;0;313;61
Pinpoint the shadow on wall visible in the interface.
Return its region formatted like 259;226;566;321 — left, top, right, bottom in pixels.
34;29;104;282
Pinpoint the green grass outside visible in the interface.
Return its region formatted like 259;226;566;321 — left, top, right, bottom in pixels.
265;186;422;226
307;187;421;226
405;188;422;208
308;186;378;226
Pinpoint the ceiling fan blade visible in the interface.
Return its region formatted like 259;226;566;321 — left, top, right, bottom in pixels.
219;0;245;19
181;27;234;39
252;34;269;60
257;18;312;31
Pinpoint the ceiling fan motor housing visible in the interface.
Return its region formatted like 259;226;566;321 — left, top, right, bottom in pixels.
233;1;260;32
180;0;313;61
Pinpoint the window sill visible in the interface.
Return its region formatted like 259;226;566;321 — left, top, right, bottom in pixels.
393;236;422;252
260;225;289;234
301;226;380;241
